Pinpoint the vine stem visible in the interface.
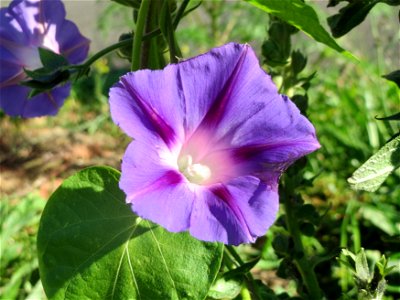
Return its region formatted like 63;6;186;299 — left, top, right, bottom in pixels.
283;187;323;299
67;1;191;74
131;0;151;71
225;246;262;300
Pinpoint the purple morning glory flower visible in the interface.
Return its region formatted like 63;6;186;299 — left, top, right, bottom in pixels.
109;43;320;245
0;0;90;118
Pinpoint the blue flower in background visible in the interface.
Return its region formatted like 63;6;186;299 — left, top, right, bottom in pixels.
0;0;90;118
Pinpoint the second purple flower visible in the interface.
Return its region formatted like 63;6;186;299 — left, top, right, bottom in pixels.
0;0;90;118
110;43;320;245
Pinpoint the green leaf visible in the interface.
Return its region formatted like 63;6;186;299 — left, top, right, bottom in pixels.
348;135;400;192
245;0;354;58
224;257;260;279
360;203;400;236
37;166;223;300
38;47;68;70
327;0;378;38
207;275;242;299
382;70;400;88
355;248;370;282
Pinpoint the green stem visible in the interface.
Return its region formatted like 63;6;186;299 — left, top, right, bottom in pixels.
225;246;262;300
74;39;131;71
340;199;358;292
131;0;151;71
226;245;244;265
67;1;190;74
283;189;323;299
173;0;190;29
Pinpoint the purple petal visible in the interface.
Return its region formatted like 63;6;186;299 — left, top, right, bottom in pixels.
177;43;249;134
110;69;184;147
182;44;320;175
57;20;90;64
0;57;22;83
120;138;194;232
190;176;279;245
110;43;320;245
0;84;70;117
8;0;66;45
0;6;28;46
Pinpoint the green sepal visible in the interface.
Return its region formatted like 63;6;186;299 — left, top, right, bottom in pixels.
38;47;68;70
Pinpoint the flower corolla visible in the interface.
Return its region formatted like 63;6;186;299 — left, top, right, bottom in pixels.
109;43;320;245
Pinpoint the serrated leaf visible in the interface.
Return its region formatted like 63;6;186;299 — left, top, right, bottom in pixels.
245;0;355;59
348;135;400;192
37;166;223;300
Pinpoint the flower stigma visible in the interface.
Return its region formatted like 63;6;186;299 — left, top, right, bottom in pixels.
178;154;212;185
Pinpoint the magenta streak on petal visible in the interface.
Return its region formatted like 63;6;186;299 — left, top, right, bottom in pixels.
198;44;248;129
0;71;25;88
120;77;177;148
0;37;24;52
126;170;183;203
231;141;320;163
210;184;253;240
63;39;89;56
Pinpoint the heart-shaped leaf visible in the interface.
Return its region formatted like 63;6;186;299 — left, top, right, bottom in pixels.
37;166;223;300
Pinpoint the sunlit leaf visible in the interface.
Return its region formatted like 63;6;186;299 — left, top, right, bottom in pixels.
355;248;370;282
348;135;400;192
245;0;354;59
37;166;223;300
208;275;242;299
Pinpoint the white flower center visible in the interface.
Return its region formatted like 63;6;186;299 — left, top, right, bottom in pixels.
178;154;211;184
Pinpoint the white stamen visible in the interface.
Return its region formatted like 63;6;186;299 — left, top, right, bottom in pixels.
178;154;211;184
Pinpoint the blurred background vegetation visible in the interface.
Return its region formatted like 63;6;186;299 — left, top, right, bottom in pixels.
1;1;399;299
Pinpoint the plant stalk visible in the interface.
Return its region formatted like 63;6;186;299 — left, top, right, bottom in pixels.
131;0;151;71
283;188;323;299
225;246;262;300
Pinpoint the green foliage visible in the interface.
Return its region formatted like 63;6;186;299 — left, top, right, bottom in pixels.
340;248;397;300
245;0;353;58
348;135;400;192
2;1;399;300
0;193;45;300
328;0;400;38
207;275;243;299
21;48;71;98
37;166;223;300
